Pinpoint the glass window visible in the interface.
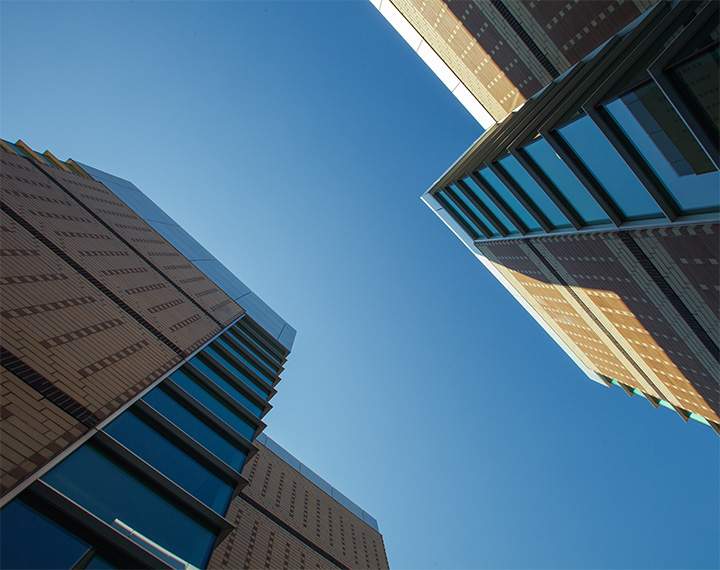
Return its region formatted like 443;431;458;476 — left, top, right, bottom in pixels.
461;177;520;235
169;368;257;441
476;167;542;232
104;412;233;513
604;88;719;212
558;114;664;218
210;339;274;390
0;499;90;570
42;445;217;568
142;388;248;470
228;327;282;369
437;189;483;238
498;155;572;228
523;138;611;224
190;356;265;416
449;185;500;236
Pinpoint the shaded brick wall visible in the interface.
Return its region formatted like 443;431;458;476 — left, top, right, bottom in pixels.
0;147;244;495
209;443;389;570
477;224;719;424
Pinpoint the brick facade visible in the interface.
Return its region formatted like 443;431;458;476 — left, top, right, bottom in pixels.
209;443;389;570
0;146;245;495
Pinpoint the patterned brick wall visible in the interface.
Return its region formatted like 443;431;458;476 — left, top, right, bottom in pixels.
390;0;657;120
477;224;719;424
0;147;245;495
209;443;389;570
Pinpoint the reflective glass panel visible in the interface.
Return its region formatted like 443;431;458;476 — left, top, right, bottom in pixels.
477;167;542;231
558;114;663;218
449;185;500;236
524;138;610;224
169;368;257;440
104;412;233;513
190;356;265;416
604;88;719;212
215;336;275;386
498;155;571;228
228;328;282;369
461;177;520;235
438;189;483;238
143;388;248;470
42;445;216;568
0;499;90;570
207;341;273;392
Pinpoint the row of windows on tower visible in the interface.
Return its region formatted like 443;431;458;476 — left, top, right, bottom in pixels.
435;46;719;243
1;318;284;570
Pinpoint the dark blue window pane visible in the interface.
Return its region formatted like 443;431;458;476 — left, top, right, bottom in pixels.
558;114;663;218
104;412;233;513
461;177;520;235
498;155;571;228
85;555;119;569
0;499;90;570
143;388;248;470
215;336;275;386
203;345;271;398
228;327;282;369
605;93;720;212
449;184;500;236
169;368;257;440
190;356;264;416
477;167;542;231
42;445;216;568
438;189;483;238
524;138;610;224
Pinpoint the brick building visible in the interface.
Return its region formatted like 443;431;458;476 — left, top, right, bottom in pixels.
0;141;387;569
372;0;659;126
419;1;720;431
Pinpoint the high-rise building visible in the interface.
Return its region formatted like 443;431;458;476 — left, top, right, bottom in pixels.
0;140;387;569
418;1;720;432
371;0;659;126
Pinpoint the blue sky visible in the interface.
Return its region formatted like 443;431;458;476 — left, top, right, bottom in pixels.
2;2;718;569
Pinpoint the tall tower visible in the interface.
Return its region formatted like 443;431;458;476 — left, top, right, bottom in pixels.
418;1;720;431
0;140;388;569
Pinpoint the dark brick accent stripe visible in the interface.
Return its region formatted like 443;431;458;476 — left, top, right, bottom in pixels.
95;208;139;220
0;201;184;357
124;283;167;295
27;210;91;223
164;264;193;271
196;287;219;297
40;318;125;348
169;314;201;332
130;237;166;245
525;241;670;400
54;230;112;240
238;493;349;570
115;223;153;233
2;188;71;206
148;298;184;313
77;249;129;257
2;295;96;319
99;266;148;277
0;248;40;257
1;272;68;285
0;347;101;428
146;251;181;257
179;276;206;284
78;340;149;377
619;232;720;362
490;0;560;79
211;299;232;312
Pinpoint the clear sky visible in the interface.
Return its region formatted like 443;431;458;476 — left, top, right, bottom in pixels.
2;2;718;569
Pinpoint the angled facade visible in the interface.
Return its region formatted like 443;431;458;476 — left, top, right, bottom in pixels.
371;0;659;126
0;140;387;569
420;1;720;431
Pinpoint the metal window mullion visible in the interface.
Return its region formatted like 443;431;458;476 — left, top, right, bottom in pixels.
228;325;285;378
487;162;554;232
510;148;584;230
466;171;529;235
90;431;234;539
433;191;481;240
236;317;287;363
190;355;270;413
541;130;625;226
24;481;174;570
130;400;246;488
160;381;260;452
585;105;680;220
455;179;510;237
221;330;281;380
180;362;270;423
210;339;277;396
443;186;494;239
